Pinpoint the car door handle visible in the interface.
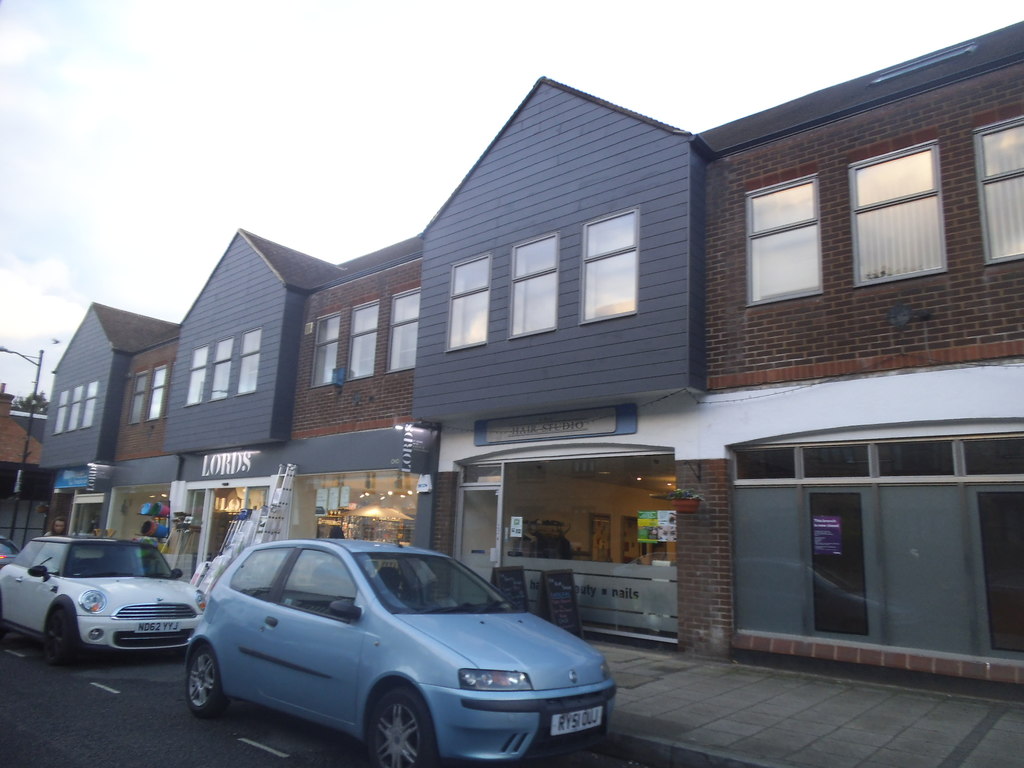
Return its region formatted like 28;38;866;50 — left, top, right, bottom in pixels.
264;616;278;628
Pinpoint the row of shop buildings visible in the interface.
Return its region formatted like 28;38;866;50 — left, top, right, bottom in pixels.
19;22;1024;683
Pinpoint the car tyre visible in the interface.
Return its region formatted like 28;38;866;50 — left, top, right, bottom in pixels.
368;687;439;768
186;643;230;718
43;608;77;665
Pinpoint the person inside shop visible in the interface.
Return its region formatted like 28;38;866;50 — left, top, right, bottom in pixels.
328;526;345;539
45;517;67;536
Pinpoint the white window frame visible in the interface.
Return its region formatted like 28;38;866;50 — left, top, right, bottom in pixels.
68;385;83;431
186;346;208;405
511;234;559;337
975;117;1024;264
130;372;148;424
238;329;261;394
582;209;638;323
388;291;420;372
349;302;379;380
210;338;234;400
313;314;341;386
747;177;822;304
54;390;69;433
851;143;946;285
148;366;168;420
81;381;98;428
448;255;491;350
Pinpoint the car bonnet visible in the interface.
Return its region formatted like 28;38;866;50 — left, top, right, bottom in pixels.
397;611;608;690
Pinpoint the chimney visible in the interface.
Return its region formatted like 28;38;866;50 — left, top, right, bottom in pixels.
0;383;13;418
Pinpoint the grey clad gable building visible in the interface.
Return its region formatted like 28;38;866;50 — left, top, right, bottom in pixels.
37;23;1024;687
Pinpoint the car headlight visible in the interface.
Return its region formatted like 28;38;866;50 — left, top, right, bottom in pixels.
458;669;532;691
601;660;611;680
194;590;207;612
78;590;107;614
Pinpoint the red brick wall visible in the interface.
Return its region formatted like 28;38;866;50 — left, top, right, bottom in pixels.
430;470;458;556
0;391;42;463
293;261;420;438
115;341;178;461
706;66;1024;390
675;458;733;658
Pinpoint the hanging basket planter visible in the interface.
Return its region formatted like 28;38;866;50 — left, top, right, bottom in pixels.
671;498;702;514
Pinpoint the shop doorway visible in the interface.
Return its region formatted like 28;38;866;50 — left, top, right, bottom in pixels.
458;487;500;579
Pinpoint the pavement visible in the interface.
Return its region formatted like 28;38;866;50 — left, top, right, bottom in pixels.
589;641;1024;768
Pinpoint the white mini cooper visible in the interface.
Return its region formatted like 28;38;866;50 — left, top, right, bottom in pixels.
0;536;204;664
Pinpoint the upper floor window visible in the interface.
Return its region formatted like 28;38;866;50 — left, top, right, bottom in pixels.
349;303;379;379
56;381;99;432
747;178;822;303
81;381;98;428
313;314;340;386
69;385;83;430
210;339;233;400
976;119;1024;263
448;255;490;349
186;346;208;405
130;372;149;424
389;291;420;371
54;390;69;433
583;210;638;321
511;234;558;336
238;329;261;394
148;365;168;419
851;145;945;284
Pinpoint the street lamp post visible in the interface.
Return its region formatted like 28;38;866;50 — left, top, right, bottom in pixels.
1;346;44;540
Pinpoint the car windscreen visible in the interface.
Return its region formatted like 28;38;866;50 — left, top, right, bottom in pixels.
355;552;514;615
65;542;175;578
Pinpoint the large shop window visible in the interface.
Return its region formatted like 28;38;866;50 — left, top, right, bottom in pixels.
292;470;418;545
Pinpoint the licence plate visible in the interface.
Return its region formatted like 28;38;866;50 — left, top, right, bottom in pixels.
136;621;180;633
550;706;602;736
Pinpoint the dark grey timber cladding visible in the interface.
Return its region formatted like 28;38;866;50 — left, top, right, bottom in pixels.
415;81;702;418
41;308;125;468
163;235;300;453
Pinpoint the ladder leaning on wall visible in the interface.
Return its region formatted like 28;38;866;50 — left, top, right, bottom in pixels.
191;463;297;594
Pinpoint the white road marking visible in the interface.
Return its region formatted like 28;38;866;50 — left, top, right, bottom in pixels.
238;738;290;758
90;682;121;694
3;649;27;658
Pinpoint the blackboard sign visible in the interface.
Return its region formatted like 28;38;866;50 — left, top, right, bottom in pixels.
491;566;530;612
540;570;583;636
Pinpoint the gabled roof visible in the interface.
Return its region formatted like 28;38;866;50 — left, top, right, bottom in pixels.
424;77;691;234
701;20;1024;155
239;229;346;290
318;236;423;290
91;303;179;353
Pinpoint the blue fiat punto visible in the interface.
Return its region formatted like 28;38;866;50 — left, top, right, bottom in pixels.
185;539;615;768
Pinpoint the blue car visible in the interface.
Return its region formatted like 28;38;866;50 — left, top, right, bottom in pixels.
185;539;615;768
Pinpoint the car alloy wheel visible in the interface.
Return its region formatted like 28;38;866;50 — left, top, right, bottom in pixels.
186;644;230;718
44;609;77;666
369;688;438;768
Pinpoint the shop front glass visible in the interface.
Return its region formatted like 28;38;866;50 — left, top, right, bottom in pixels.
292;470;418;544
69;494;106;537
459;454;679;642
107;485;172;543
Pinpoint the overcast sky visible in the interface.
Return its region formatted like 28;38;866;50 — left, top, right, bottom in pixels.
1;1;1021;401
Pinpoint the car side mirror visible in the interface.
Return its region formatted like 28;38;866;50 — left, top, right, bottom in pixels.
328;598;362;622
27;564;51;582
170;568;183;580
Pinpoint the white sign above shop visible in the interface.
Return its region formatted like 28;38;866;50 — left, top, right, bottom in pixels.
475;404;637;446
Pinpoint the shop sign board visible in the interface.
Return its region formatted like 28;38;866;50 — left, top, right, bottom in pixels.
475;404;637;446
491;566;530;612
540;569;583;636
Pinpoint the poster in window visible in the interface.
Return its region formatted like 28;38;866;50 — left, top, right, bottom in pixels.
812;515;843;555
638;510;676;543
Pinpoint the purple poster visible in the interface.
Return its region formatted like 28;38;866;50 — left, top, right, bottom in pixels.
812;515;843;555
